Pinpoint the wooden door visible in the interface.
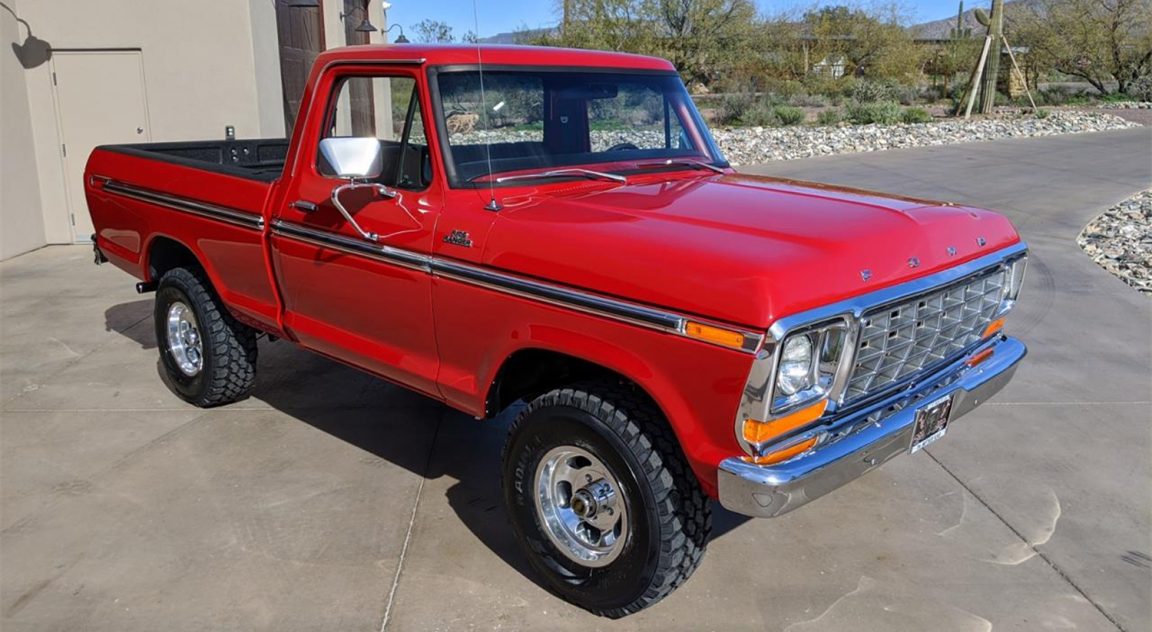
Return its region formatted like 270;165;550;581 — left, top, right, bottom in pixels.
51;50;151;243
275;0;326;135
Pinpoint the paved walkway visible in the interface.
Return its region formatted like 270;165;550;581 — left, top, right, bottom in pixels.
2;128;1149;631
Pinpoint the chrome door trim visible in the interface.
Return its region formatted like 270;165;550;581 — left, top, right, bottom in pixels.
271;220;431;272
100;179;264;230
271;219;763;353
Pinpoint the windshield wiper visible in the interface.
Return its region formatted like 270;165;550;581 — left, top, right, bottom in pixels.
636;159;726;174
493;168;627;184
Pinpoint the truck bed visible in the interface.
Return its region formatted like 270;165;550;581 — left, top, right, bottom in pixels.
100;138;289;182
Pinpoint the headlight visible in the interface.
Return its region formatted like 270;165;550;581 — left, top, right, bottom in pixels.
772;321;850;412
998;254;1027;315
777;335;814;396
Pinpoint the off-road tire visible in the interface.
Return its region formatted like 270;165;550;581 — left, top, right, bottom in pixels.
502;381;711;617
154;267;257;407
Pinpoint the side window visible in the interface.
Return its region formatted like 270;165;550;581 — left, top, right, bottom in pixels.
319;75;431;190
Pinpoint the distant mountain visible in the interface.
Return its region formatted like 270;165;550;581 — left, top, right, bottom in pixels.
478;27;556;44
910;0;1041;41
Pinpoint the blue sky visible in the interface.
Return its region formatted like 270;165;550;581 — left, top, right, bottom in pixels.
384;0;977;41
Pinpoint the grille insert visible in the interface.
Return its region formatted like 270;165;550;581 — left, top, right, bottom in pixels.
843;265;1007;403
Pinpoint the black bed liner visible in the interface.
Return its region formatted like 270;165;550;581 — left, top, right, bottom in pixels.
99;139;289;183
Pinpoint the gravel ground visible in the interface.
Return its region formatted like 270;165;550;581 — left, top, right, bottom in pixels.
1078;189;1152;295
456;110;1138;166
711;110;1140;165
1098;101;1152;109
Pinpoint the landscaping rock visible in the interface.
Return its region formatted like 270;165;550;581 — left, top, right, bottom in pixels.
711;111;1140;165
1078;190;1152;295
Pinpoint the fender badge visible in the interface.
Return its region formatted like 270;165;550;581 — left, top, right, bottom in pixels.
443;229;473;248
946;246;957;257
908;257;920;269
976;236;987;247
860;269;872;282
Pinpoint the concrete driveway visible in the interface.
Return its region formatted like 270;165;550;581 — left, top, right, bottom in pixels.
2;128;1149;631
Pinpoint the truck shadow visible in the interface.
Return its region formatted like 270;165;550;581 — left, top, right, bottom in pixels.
104;301;751;592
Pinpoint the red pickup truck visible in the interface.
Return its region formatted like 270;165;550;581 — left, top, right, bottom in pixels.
87;44;1027;616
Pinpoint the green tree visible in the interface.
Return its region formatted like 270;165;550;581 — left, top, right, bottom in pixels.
652;0;759;86
542;0;758;87
411;19;455;43
801;5;925;82
1010;0;1152;95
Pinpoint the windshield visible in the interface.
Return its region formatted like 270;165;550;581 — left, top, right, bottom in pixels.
432;69;726;185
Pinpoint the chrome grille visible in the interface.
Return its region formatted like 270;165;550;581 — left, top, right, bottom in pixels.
843;265;1007;403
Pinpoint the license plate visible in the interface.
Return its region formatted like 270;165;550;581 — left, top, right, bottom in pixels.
910;394;954;454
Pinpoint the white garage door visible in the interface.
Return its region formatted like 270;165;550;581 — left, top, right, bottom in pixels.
51;50;151;243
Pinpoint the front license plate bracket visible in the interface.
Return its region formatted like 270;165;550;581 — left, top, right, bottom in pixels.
910;393;954;454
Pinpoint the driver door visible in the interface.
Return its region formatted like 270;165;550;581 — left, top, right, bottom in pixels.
270;70;442;398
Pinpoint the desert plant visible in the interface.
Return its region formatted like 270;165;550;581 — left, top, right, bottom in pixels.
846;100;903;124
817;108;843;125
774;105;806;126
894;84;921;106
716;92;756;125
851;79;898;103
900;107;933;124
1034;108;1051;119
1129;75;1152;101
742;102;781;126
787;93;830;108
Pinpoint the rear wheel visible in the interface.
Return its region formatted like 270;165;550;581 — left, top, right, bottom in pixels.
154;267;257;407
502;382;711;617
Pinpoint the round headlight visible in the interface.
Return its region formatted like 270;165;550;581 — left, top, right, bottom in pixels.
777;334;814;396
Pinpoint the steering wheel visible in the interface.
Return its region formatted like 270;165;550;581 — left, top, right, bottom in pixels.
606;142;640;152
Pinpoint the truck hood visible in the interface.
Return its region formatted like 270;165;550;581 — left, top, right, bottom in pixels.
482;173;1021;329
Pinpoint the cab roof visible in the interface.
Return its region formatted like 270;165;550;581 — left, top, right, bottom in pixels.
314;44;677;72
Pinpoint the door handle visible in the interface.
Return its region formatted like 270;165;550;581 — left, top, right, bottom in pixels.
290;200;318;213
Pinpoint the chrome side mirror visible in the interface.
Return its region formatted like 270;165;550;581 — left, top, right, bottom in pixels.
319;137;383;179
318;137;397;243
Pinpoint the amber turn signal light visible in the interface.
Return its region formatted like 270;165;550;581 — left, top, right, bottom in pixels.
684;321;748;349
966;347;995;367
982;316;1006;339
742;399;828;446
742;437;819;465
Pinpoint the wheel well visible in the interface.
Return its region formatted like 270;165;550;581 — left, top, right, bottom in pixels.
147;237;200;281
486;349;660;418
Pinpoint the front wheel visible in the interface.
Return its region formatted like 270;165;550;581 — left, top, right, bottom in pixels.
502;382;711;617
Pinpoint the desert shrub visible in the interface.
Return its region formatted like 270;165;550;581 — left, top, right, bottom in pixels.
1128;75;1152;101
804;76;857;99
1038;86;1073;106
774;105;806;126
894;84;922;106
742;102;781;126
846;101;904;125
761;78;807;99
816;108;843;125
787;93;829;108
900;107;933;124
1034;108;1051;119
715;92;756;125
851;79;899;103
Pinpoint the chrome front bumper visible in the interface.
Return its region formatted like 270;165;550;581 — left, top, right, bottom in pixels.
718;336;1026;518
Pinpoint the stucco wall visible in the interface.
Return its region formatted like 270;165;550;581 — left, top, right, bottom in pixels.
13;0;287;245
1;0;47;260
3;0;389;255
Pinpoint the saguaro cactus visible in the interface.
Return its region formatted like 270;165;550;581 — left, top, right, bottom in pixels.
978;0;1004;113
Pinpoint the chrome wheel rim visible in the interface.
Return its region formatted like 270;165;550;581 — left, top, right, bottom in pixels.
166;301;203;377
534;446;629;568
